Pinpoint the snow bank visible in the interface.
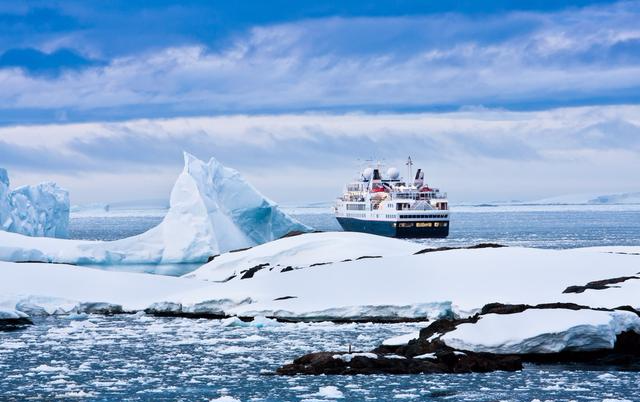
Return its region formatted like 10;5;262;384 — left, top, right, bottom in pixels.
184;231;423;281
1;244;639;321
0;153;308;265
441;309;640;354
0;168;69;238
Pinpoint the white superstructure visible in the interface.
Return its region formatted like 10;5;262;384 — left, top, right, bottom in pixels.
334;157;450;238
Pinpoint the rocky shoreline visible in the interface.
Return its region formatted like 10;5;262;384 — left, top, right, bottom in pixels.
277;303;640;375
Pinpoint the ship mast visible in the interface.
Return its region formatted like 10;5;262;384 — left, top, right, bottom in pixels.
406;156;413;184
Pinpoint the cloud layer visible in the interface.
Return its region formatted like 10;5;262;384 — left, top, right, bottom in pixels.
1;106;638;204
0;2;639;121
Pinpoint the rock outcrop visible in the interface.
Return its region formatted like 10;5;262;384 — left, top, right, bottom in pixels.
277;303;640;375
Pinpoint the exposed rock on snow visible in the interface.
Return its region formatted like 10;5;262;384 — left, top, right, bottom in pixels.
184;231;424;282
278;326;522;375
2;245;640;322
279;304;640;375
0;153;308;265
0;168;69;238
563;276;640;294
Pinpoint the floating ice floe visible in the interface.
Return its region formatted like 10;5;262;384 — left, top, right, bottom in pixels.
0;168;69;238
0;153;308;266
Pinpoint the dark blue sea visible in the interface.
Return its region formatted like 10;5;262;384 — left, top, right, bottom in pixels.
2;206;638;401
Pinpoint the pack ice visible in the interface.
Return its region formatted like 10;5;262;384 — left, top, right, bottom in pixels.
0;153;308;265
0;168;69;238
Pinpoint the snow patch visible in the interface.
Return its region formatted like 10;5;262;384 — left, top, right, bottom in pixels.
332;352;378;362
441;309;640;354
382;331;420;346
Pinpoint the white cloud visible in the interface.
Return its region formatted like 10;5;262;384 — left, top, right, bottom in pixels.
0;105;638;204
1;2;640;114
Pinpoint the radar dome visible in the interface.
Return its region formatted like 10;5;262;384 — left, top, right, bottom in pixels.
362;168;373;180
386;167;400;180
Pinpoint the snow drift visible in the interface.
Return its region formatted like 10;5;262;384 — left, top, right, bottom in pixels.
184;231;424;282
441;309;640;354
2;245;639;322
0;168;69;238
0;153;308;265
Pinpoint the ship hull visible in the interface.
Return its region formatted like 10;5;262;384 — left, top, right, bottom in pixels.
336;217;449;238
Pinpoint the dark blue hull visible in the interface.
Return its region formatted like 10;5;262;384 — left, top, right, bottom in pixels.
336;217;449;238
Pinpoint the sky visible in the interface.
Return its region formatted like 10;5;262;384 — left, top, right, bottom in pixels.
0;0;639;204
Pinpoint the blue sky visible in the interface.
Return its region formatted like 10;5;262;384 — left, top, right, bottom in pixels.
0;1;639;204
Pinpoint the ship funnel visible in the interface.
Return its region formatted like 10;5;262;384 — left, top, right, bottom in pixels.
414;169;424;187
372;168;381;180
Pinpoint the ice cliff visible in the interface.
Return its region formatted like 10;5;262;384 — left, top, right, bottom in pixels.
0;168;69;238
0;153;309;265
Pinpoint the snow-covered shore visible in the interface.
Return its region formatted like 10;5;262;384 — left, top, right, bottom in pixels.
2;231;639;369
1;236;638;321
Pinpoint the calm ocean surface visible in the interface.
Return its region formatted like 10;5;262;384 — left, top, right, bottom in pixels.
70;206;640;249
2;206;638;401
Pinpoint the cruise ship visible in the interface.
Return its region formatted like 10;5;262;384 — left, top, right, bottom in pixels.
334;157;449;238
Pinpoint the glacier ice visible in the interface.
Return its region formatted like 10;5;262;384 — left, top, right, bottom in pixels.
0;153;309;265
0;168;70;238
148;152;310;262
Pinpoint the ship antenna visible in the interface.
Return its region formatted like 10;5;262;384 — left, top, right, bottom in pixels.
406;156;413;183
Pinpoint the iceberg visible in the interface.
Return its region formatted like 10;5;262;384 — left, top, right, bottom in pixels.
0;153;309;265
0;168;69;238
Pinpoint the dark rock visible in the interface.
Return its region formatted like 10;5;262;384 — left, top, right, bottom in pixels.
563;276;639;294
240;263;270;279
229;247;253;253
480;302;614;315
273;296;298;301
277;303;640;375
277;315;521;375
414;243;505;255
280;266;294;272
309;262;330;267
279;230;310;239
277;347;521;375
480;303;529;315
0;317;33;332
206;254;220;263
355;255;382;260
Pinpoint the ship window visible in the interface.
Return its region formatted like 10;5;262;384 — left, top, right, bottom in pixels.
434;222;440;227
443;222;448;227
399;222;414;228
416;222;432;228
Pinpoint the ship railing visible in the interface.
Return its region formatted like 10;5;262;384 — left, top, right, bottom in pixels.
392;192;447;200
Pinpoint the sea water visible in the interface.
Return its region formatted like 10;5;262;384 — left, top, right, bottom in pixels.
1;315;637;402
70;205;640;249
3;205;638;401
